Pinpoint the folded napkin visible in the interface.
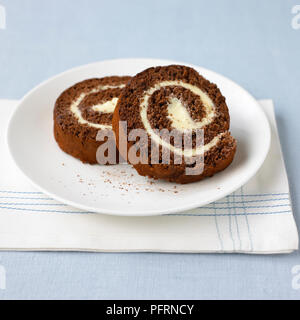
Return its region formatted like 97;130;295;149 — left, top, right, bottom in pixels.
0;99;298;253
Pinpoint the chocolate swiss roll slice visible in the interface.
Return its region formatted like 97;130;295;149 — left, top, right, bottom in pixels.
112;65;236;184
54;76;131;164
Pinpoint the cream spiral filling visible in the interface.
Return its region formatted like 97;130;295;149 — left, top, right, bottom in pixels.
70;84;125;129
140;80;225;157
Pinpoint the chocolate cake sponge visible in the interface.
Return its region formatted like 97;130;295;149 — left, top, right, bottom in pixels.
54;76;131;164
112;65;236;184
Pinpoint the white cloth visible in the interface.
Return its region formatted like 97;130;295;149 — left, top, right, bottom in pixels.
0;99;298;253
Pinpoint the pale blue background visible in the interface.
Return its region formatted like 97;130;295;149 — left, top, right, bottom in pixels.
0;0;300;299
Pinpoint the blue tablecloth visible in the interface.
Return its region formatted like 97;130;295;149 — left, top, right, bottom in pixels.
0;0;299;299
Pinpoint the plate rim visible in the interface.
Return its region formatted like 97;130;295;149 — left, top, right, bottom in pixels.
7;58;271;216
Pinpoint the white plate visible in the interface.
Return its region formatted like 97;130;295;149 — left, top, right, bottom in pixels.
7;58;270;216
